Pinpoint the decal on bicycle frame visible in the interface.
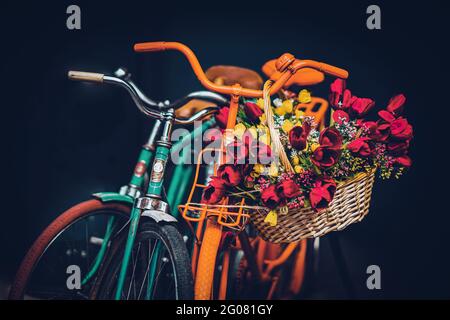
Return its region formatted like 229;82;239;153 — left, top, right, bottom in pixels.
151;159;166;183
133;160;147;178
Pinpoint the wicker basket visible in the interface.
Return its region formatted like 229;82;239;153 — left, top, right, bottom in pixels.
250;168;376;243
245;80;377;243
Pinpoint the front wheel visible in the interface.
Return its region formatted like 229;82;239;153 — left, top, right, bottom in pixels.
9;199;131;300
92;221;193;300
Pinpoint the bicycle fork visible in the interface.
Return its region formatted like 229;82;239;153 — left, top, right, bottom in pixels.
114;114;174;299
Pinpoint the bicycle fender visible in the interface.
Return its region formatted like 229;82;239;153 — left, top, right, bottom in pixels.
141;210;178;223
92;192;134;205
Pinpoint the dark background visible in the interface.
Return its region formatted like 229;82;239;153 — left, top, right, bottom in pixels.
1;0;449;299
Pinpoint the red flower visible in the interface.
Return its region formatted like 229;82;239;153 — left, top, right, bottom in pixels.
225;139;249;164
261;185;283;209
311;147;341;168
244;102;263;123
362;121;390;142
350;97;375;118
204;128;222;143
329;79;356;110
201;177;226;204
319;127;343;149
386;94;406;116
393;155;412;168
309;178;337;211
276;180;301;199
387;140;410;156
332;110;350;125
215;107;229;128
289;123;311;150
217;164;243;186
376;122;391;142
390;117;413;140
347;137;372;157
241;130;254;146
378;110;396;123
250;141;272;164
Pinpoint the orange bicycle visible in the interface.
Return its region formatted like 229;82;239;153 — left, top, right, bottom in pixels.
134;41;348;299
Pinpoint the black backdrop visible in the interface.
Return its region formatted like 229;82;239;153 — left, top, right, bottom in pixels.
1;0;449;299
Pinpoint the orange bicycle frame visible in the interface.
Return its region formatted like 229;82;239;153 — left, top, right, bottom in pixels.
134;41;348;300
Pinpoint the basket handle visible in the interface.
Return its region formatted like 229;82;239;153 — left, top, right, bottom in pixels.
263;80;294;173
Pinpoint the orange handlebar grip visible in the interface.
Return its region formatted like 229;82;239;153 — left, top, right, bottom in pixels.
134;41;168;52
291;60;348;79
317;62;348;79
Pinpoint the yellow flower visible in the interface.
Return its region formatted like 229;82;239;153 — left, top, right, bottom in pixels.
294;165;304;174
257;124;269;135
295;109;304;119
264;210;278;227
247;126;258;139
292;155;300;165
282;100;293;113
233;123;246;139
259;113;267;124
259;134;271;146
281;119;294;133
256;98;265;110
250;171;260;178
274;99;293;116
298;89;312;103
268;162;279;177
253;164;265;174
310;143;320;152
274;106;286;116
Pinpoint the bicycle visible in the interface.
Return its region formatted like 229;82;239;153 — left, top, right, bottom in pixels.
9;67;227;300
130;41;348;300
10;41;343;300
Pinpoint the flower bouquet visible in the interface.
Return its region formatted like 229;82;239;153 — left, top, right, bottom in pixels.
203;79;413;243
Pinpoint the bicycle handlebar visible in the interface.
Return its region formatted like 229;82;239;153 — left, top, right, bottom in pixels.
68;70;223;124
133;41;348;97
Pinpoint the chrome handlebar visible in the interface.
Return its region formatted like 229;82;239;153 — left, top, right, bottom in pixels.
68;70;226;124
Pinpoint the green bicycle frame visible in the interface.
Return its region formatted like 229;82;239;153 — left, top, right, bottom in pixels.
80;118;214;296
113;118;215;299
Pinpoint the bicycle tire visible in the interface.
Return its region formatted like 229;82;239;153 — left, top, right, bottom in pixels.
8;199;131;300
194;219;222;300
92;221;193;300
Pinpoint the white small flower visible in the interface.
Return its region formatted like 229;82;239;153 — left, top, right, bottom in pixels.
273;98;283;107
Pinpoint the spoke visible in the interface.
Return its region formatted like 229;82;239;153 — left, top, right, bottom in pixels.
126;243;141;300
146;238;160;299
137;240;153;299
84;220;89;272
151;248;172;299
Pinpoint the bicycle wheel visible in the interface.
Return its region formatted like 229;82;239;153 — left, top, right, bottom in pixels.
9;199;131;300
228;238;318;299
92;221;193;300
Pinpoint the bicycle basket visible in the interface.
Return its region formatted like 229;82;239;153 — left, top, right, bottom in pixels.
249;168;375;243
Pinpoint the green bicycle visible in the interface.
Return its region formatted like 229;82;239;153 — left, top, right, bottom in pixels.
9;67;227;300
